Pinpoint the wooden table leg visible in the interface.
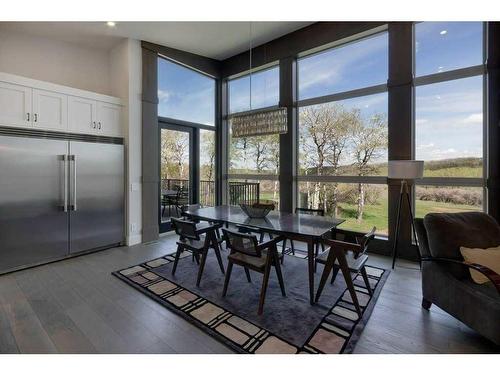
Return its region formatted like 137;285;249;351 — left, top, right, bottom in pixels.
307;239;315;305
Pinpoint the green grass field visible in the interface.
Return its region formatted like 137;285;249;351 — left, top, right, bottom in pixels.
259;191;480;237
241;158;484;236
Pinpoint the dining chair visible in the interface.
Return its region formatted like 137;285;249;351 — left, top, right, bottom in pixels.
315;227;376;316
221;228;285;315
171;217;225;286
235;224;270;243
281;207;326;264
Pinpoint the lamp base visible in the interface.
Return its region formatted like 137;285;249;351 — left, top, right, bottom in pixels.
391;180;421;269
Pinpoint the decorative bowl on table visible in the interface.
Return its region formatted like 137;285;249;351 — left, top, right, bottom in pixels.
239;200;276;218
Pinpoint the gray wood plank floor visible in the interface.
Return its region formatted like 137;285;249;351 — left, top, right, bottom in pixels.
0;233;497;354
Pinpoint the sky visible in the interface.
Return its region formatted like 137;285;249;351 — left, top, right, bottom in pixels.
158;22;484;172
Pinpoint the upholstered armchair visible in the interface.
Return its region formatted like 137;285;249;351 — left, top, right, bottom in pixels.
414;212;500;345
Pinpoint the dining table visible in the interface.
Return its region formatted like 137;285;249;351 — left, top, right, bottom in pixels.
184;205;346;305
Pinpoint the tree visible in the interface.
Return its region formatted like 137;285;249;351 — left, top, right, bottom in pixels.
161;130;189;188
350;112;388;221
200;131;215;182
300;103;356;214
200;131;216;206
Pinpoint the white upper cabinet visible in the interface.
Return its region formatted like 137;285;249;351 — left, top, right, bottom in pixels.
0;72;122;137
68;96;97;134
0;81;32;128
32;89;68;131
97;102;122;137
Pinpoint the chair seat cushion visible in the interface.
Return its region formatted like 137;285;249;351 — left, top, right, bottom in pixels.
228;249;282;269
316;249;368;271
177;237;205;251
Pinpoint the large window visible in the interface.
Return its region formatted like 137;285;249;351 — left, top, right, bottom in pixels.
297;31;389;234
298;32;388;100
414;22;485;218
228;66;279;114
158;57;215;126
227;66;281;206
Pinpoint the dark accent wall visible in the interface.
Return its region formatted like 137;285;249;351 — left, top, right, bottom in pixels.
278;57;297;213
487;23;500;220
387;22;415;259
142;41;222;78
141;47;160;242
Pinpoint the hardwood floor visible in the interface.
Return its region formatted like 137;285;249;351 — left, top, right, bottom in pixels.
0;233;497;354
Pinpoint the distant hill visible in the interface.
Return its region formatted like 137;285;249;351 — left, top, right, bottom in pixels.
300;157;482;177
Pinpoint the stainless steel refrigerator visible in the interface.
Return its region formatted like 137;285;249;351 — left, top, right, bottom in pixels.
0;133;124;273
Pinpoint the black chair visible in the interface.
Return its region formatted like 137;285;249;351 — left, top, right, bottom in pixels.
414;213;500;345
173;187;189;216
222;228;285;315
315;227;376;315
171;217;225;286
235;224;270;243
282;208;326;263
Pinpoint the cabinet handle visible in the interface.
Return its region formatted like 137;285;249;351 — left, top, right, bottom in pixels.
92;121;96;129
98;122;101;130
34;113;38;122
27;113;30;122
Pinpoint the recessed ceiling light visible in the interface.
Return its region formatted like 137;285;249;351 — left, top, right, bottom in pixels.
440;30;447;35
106;21;116;27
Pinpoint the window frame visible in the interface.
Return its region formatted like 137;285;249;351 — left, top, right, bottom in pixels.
295;27;390;235
225;63;282;197
412;21;488;214
157;54;217;129
227;63;281;116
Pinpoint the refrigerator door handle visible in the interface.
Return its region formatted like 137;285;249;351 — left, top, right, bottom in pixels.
62;154;68;212
70;154;77;211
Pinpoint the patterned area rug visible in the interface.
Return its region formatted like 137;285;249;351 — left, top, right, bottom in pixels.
113;249;388;354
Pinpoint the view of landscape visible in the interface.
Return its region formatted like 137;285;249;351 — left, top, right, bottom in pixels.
159;22;484;236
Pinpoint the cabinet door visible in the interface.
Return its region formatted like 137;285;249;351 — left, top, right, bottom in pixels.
33;89;68;131
0;82;32;128
68;96;97;134
97;102;122;137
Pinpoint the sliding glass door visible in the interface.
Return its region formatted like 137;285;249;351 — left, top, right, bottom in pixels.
159;124;193;232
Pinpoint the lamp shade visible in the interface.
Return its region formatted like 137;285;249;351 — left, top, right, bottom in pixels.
388;160;424;179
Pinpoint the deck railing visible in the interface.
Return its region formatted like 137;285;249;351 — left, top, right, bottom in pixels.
228;182;260;205
161;178;260;207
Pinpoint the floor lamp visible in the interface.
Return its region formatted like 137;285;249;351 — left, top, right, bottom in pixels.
389;160;424;269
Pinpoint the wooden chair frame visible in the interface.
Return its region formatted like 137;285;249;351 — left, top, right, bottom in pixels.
221;228;286;315
171;218;225;287
315;227;376;316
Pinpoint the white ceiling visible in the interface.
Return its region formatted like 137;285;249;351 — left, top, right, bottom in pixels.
0;22;313;60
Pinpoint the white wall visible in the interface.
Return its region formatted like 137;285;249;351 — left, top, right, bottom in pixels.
0;30;112;95
109;39;143;246
0;29;143;246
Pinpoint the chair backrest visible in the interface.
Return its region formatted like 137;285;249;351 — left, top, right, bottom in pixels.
171;217;199;240
359;226;376;254
295;207;325;216
222;228;261;257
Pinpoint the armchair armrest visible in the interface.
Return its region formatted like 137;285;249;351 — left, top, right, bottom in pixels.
257;235;285;251
422;257;500;295
195;222;223;235
322;238;362;254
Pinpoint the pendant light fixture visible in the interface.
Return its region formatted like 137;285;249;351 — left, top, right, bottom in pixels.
230;22;288;138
